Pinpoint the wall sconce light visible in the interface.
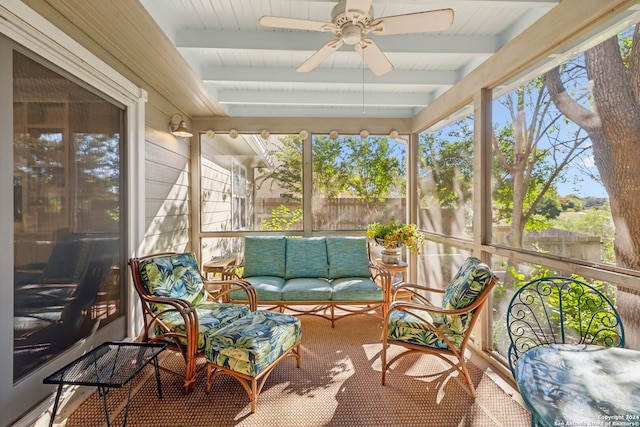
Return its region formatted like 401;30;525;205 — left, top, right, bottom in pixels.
229;129;239;139
299;130;309;139
205;130;216;138
329;130;339;140
169;113;193;138
359;129;370;139
260;129;271;139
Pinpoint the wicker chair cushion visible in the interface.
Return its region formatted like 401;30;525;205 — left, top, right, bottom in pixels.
331;277;383;301
326;236;371;279
285;237;328;279
442;257;494;310
155;302;250;351
243;236;287;278
137;252;206;312
204;310;302;377
387;308;468;351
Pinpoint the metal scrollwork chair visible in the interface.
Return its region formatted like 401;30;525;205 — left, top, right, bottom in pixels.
129;252;257;393
506;276;625;378
381;257;498;397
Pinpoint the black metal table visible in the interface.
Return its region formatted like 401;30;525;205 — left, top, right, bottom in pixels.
43;341;166;427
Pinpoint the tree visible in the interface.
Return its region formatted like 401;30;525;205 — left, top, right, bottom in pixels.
493;82;591;249
418;117;474;209
545;24;640;346
546;26;640;270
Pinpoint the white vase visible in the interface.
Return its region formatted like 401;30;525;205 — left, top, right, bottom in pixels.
381;246;402;264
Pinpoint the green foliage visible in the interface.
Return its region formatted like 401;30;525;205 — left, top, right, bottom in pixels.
259;205;302;231
418;116;474;209
494;266;620;349
366;216;425;253
560;194;584;212
553;206;615;263
261;134;405;217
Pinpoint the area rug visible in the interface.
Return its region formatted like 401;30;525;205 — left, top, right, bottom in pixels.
60;313;530;427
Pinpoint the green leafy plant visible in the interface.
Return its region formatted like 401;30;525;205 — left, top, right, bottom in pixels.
366;216;424;253
260;205;302;231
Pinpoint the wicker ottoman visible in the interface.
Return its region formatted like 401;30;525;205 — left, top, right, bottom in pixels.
204;310;302;412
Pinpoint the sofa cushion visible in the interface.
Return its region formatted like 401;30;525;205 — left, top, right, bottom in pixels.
442;257;494;310
326;236;371;279
285;237;328;279
230;276;285;302
243;236;286;278
282;278;332;301
331;277;383;301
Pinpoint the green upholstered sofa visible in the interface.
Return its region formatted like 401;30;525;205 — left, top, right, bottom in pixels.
224;236;391;326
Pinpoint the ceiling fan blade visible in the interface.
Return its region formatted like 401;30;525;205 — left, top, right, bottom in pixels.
345;0;373;15
259;16;336;32
370;9;455;36
297;39;344;73
356;38;394;77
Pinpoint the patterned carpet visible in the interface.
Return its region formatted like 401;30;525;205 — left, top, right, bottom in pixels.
61;313;530;427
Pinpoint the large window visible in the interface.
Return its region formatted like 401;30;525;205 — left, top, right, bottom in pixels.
13;52;124;381
418;114;474;238
489;23;640;353
311;133;407;231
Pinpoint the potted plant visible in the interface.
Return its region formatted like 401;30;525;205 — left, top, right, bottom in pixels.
367;217;424;263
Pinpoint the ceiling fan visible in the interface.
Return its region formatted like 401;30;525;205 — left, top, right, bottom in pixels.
259;0;454;77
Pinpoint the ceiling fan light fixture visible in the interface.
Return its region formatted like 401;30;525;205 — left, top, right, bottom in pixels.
342;25;362;45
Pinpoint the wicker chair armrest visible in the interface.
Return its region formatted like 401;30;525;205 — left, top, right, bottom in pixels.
369;263;392;300
389;300;475;316
207;279;257;311
393;282;445;294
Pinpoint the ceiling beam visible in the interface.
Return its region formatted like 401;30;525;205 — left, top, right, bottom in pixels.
223;104;421;119
293;0;559;6
215;88;433;107
176;30;499;55
201;66;457;86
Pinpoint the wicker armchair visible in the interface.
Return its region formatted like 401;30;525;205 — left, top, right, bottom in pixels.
381;257;498;397
506;276;624;377
129;252;256;393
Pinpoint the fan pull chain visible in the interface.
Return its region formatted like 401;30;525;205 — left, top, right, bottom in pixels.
362;47;366;114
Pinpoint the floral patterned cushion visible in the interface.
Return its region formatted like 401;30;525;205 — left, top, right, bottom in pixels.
441;257;494;310
138;252;250;350
387;257;494;351
155;302;250;351
204;310;302;377
387;309;466;350
137;252;206;312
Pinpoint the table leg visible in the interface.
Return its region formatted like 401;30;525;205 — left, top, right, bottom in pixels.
99;385;112;427
48;383;63;427
121;380;134;427
153;355;163;399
